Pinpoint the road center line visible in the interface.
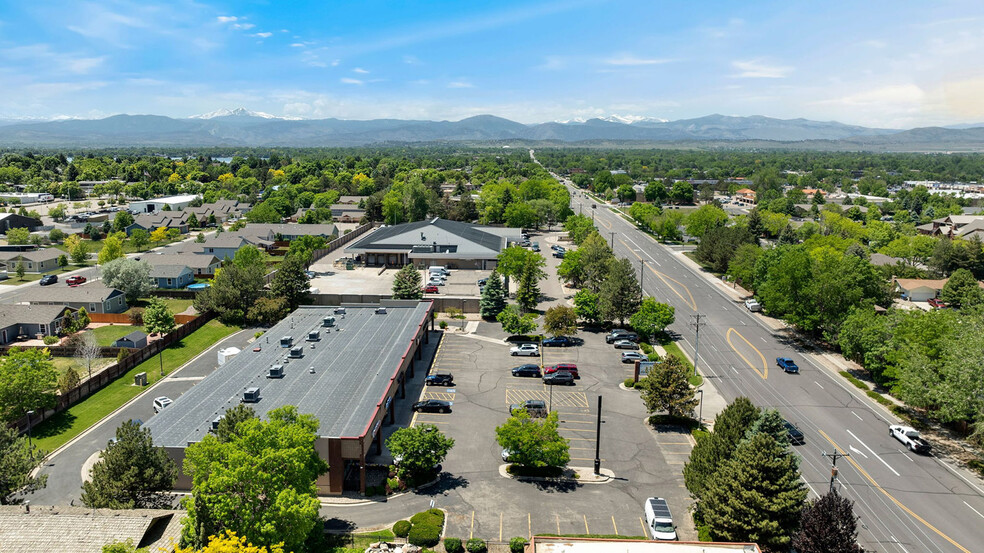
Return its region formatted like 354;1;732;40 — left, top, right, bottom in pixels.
846;429;899;477
814;381;824;389
852;411;863;421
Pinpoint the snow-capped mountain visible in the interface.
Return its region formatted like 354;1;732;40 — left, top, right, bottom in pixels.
188;107;302;120
556;114;668;124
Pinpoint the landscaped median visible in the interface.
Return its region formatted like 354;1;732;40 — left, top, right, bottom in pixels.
32;319;238;452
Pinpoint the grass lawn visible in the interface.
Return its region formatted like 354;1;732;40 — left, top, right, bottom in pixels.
128;297;194;313
50;356;114;377
660;340;704;386
90;324;141;346
0;273;44;285
32;319;238;452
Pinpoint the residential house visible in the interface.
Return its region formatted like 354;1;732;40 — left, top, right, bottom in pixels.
0;249;62;273
179;234;272;260
338;195;367;205
0;304;75;344
0;213;43;232
329;204;365;223
893;278;948;302
125;212;189;235
241;223;338;242
19;283;128;313
143;253;221;276
150;264;194;289
917;215;984;239
113;330;148;349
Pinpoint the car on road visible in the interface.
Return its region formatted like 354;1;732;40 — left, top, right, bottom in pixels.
412;399;452;413
621;351;646;363
928;298;947;309
890;424;932;454
66;275;86;286
784;420;805;445
613;339;639;350
542;336;574;347
744;298;762;312
423;285;439;294
511;364;541;377
425;371;454;386
606;330;639;343
776;357;799;374
543;371;575;385
39;274;58;286
152;396;173;413
544;363;579;378
510;343;540;356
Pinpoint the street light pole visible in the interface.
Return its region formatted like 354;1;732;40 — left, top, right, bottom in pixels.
690;314;706;377
696;390;703;426
26;410;35;457
639;259;646;293
594;395;602;475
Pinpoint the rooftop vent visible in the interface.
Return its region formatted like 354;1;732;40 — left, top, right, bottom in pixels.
289;346;304;358
210;416;222;431
334;307;346;316
375;307;387;315
322;316;336;327
280;336;293;348
307;330;320;341
268;364;284;379
242;387;260;403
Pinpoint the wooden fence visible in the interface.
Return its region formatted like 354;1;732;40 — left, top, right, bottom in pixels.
308;222;376;265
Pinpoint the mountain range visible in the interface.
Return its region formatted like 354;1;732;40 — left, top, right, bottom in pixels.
0;109;983;151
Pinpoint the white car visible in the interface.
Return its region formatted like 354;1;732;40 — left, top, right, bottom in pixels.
744;298;762;312
152;396;173;413
510;343;540;356
427;280;446;287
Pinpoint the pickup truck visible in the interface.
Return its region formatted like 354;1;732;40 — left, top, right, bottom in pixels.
890;425;932;454
776;357;799;374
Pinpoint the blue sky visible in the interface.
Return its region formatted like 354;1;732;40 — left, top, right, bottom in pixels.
0;0;983;127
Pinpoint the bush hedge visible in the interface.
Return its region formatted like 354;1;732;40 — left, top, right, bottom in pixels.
623;378;636;388
393;520;411;538
465;538;487;553
408;524;441;547
444;537;463;553
410;508;445;527
509;537;528;553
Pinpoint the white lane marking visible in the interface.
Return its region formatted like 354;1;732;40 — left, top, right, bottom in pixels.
899;450;914;462
740;320;746;325
890;535;910;553
804;480;819;498
847;429;900;477
731;366;739;375
852;411;863;421
849;445;869;459
652;260;661;266
760;337;767;343
963;501;984;520
934;454;984;495
814;381;824;389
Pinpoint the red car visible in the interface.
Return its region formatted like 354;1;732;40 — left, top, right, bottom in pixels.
544;363;579;379
928;298;947;309
423;285;439;294
66;276;86;286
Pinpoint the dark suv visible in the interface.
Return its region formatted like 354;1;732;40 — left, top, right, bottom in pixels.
39;274;58;286
425;371;454;386
606;330;639;343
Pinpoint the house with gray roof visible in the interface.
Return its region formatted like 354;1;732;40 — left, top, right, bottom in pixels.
125;212;189;235
330;204;365;223
0;505;183;553
179;234;272;260
143;253;221;276
242;223;338;242
18;283;127;313
0;248;62;273
150;264;194;289
345;217;521;269
0;304;75;344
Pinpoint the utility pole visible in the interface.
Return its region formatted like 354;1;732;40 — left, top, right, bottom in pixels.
822;450;850;493
610;232;615;248
639;259;646;293
689;314;706;377
594;395;602;475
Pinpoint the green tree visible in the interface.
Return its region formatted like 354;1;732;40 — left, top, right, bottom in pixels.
684;397;760;501
746;408;790;448
5;227;29;245
144;297;176;337
247;297;290;326
515;254;542;312
478;271;507;319
556;249;585;288
563;214;595;245
701;432;807;551
270;254;311;309
685;205;728;239
98;235;126;264
572;290;602;326
629;298;675;341
392;265;423;300
496;305;538;336
130;228;149;251
695;226;757;273
792;491;866;553
940;268;984;309
101;258;152;303
542;305;577;337
186;212;199;229
48;204;67;221
728;243;762;288
504;202;539;228
496;245;532;288
0;347;59;423
112;210;134;233
495;410;570;469
81;419;177;509
233;245;265;270
66;234;91;265
645;181;668;203
639;355;697;418
58;254;69;270
181;406;327;553
385;424;455;485
0;424;47;504
599;257;641;325
578;232;614;292
616;184;636;203
14;261;24;280
195;263;265;326
214;404;257;443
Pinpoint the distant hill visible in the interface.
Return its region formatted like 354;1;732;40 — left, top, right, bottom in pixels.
2;108;983;151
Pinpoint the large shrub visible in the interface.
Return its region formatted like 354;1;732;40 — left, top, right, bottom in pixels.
509;537;528;553
407;524;441;547
410;509;445;527
393;520;411;538
466;538;487;553
444;537;463;553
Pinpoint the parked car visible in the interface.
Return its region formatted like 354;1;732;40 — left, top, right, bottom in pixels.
550;244;563;251
427;279;446;287
39;274;58;286
644;497;677;541
542;336;574;347
744;298;762;312
510;399;547;417
152;396;173;413
501;448;514;462
621;351;646;363
425;371;454;386
776;357;799;374
511;364;541;377
544;363;579;378
412;399;452;413
423;285;439;293
510;343;540;356
928;298;947;309
784;420;805;445
613;339;639;350
606;330;639;343
552;251;565;259
477;277;489;287
543;371;575;385
66;275;86;286
531;242;540;252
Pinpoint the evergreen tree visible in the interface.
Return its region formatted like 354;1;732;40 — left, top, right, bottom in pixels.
81;420;177;509
792;491;866;553
777;224;798;246
515;255;541;312
270;254;311;309
746;408;790;448
639;355;697;418
684;397;760;500
599;257;641;325
0;425;47;504
392;264;423;300
479;271;507;319
702;432;807;551
187;212;199;229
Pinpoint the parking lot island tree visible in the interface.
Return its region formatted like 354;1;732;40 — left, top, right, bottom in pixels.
0;424;47;504
639;355;698;419
543;305;578;337
599;257;642;326
683;397;760;502
479;270;507;319
392;264;423;300
629;298;675;341
81;419;177;509
496;305;538;336
572;290;602;326
495;409;570;472
515;253;543;312
385;424;455;486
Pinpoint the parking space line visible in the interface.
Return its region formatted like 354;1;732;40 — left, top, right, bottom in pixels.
640;517;647;537
583;515;589;534
499;513;503;542
556;513;560;535
612;516;618;535
469;510;474;540
562;428;597;433
528;513;532;540
560;420;596;425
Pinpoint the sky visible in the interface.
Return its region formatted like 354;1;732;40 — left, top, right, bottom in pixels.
1;0;983;128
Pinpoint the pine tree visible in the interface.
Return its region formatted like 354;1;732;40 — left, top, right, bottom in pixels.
684;397;760;500
792;491;866;553
81;420;177;509
479;271;507;319
515;256;541;313
639;355;697;418
746;408;790;448
392;264;423;300
702;432;807;551
599;257;641;325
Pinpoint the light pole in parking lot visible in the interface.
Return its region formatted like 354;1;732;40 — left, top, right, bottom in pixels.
695;390;703;425
594;395;602;475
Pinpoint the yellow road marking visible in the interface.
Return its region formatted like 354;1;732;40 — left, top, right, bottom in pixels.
499;513;503;542
583;515;589;534
612;516;618;535
640;517;647;537
528;513;532;540
726;328;768;379
556;513;561;535
817;429;970;553
618;238;697;310
469;511;475;540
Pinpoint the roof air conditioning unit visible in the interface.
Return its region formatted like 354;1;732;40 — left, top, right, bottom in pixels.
280;336;293;348
268;365;284;379
307;330;320;341
242;387;260;403
211;416;222;431
323;316;336;327
289;346;304;358
334;307;346;315
375;307;387;315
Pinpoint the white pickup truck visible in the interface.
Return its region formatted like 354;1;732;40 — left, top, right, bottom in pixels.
890;424;932;454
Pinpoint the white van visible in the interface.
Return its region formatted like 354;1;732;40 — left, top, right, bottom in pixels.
428;266;450;276
644;497;677;540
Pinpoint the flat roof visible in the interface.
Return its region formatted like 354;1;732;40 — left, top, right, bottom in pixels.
144;302;431;448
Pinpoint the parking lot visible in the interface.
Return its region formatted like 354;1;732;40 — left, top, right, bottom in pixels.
382;325;696;542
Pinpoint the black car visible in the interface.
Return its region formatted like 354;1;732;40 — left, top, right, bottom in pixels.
39;274;58;286
543;372;575;386
784;420;805;445
511;364;541;377
478;278;489;287
542;336;573;347
425;371;454;386
552;251;565;259
412;399;452;413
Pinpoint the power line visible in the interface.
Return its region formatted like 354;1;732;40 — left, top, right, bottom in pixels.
689;313;706;377
822;450;850;494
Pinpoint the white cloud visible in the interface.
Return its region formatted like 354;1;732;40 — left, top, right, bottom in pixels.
353;67;369;74
216;16;238;23
603;55;670;66
731;59;792;79
403;55;421;65
1;44;106;75
448;81;474;88
290;43;305;48
251;32;273;38
340;78;363;85
232;23;255;30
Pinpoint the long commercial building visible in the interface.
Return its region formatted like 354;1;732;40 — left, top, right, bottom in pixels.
143;300;434;494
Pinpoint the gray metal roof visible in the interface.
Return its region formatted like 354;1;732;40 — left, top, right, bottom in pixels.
0;304;72;327
345;217;512;258
144;302;431;447
149;264;192;278
18;282;122;303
